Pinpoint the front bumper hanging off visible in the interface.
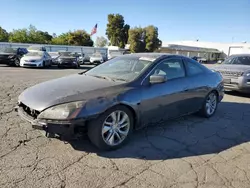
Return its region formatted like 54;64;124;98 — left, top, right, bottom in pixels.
14;105;86;139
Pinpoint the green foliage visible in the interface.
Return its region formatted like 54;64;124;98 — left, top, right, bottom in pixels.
0;26;9;42
144;25;162;52
128;27;145;53
8;25;52;44
128;25;161;53
52;30;93;46
95;36;108;47
0;15;162;50
106;14;130;48
51;32;70;45
68;30;93;46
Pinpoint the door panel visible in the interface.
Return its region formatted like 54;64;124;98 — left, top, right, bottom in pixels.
139;57;190;126
140;77;190;126
182;58;210;113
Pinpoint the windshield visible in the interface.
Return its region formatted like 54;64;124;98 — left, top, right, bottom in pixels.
85;56;152;82
223;56;250;65
91;53;102;57
25;51;43;56
0;48;17;53
59;52;72;56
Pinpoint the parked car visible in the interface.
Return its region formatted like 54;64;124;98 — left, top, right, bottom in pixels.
0;47;27;66
210;54;250;93
27;45;46;51
192;56;207;63
57;51;80;68
16;53;224;150
48;52;60;65
89;52;104;64
20;50;52;68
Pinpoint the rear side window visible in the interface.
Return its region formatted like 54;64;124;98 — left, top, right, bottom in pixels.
184;58;204;76
234;56;250;65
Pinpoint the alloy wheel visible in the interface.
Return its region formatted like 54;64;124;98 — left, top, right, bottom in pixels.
205;92;217;116
101;110;130;146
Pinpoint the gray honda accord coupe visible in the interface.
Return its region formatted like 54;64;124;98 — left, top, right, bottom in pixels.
16;53;224;150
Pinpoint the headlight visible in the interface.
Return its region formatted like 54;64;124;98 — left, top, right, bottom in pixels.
8;55;15;59
38;101;85;120
245;72;250;77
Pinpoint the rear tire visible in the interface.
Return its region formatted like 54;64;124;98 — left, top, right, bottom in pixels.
88;105;134;151
198;91;218;118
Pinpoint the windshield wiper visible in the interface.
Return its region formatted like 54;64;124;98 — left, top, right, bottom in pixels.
111;78;127;82
90;75;113;81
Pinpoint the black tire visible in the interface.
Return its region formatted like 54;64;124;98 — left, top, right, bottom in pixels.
42;61;46;68
14;58;20;67
87;105;134;151
198;91;218;118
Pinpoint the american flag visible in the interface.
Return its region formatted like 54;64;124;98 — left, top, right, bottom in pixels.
90;24;97;36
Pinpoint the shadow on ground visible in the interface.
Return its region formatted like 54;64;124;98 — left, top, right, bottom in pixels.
69;101;250;160
225;90;250;98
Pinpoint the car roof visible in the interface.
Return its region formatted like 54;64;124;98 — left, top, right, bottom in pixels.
229;54;250;58
121;53;186;62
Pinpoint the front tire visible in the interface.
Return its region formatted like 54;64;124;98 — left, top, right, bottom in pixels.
199;91;218;118
88;105;134;151
42;61;46;68
14;58;20;67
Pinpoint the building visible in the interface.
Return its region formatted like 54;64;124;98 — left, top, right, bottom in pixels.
158;44;221;62
160;41;250;61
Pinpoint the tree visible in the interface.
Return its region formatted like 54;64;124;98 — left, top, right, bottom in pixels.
128;25;162;53
51;32;70;45
8;25;52;44
68;30;93;46
106;14;130;48
0;26;9;42
95;36;108;47
128;27;145;53
9;28;29;43
52;30;93;46
144;25;162;52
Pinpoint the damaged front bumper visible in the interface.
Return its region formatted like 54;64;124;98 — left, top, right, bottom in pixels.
15;105;86;139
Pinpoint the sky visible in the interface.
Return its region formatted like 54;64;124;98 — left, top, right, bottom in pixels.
0;0;249;43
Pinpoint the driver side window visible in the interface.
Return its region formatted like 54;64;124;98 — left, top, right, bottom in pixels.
150;58;185;80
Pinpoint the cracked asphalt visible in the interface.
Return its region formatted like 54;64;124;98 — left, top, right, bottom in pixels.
0;64;250;188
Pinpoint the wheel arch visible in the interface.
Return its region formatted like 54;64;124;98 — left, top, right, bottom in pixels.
86;102;138;130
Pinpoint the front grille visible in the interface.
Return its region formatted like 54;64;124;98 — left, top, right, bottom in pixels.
219;70;244;78
19;102;40;119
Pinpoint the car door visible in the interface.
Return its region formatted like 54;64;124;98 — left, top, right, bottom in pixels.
139;57;190;126
182;57;210;113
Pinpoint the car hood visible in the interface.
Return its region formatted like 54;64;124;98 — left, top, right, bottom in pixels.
22;56;43;61
59;56;75;59
90;56;102;59
18;74;123;111
0;53;15;56
210;64;250;72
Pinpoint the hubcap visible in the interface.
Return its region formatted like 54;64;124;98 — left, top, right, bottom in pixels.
206;93;217;115
15;59;19;66
102;110;130;146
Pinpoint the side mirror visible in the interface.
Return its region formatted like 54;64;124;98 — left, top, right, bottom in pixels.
149;75;167;84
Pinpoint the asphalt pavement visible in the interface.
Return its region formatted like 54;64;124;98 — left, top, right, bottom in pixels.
0;64;250;188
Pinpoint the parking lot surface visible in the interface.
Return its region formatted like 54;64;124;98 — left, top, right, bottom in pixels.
0;65;250;188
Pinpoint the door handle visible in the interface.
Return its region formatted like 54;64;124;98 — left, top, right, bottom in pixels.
183;87;189;92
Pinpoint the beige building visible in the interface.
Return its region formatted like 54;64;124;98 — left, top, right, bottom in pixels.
160;41;250;61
